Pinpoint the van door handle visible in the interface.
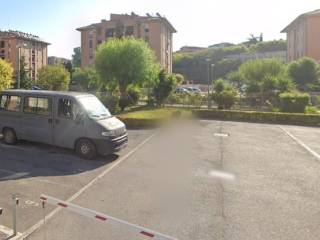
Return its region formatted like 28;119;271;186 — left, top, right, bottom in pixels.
48;119;53;124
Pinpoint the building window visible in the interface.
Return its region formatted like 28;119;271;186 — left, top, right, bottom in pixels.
89;39;93;49
125;26;134;36
97;40;102;45
0;49;4;59
106;28;114;38
144;27;149;33
0;41;5;48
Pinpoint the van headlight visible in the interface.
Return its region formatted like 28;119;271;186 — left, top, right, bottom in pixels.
102;131;115;137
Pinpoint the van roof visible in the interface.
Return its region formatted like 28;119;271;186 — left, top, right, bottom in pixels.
1;90;93;98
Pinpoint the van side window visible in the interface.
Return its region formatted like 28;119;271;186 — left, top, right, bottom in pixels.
23;97;51;116
58;98;73;119
0;95;8;110
0;95;21;112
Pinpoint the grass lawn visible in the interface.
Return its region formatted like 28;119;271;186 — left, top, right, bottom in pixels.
117;108;181;119
116;107;191;128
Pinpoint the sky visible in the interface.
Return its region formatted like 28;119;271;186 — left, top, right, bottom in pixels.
0;0;319;58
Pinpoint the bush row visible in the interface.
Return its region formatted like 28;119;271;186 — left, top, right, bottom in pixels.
192;109;320;126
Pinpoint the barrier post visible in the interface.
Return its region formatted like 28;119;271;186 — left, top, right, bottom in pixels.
12;194;19;237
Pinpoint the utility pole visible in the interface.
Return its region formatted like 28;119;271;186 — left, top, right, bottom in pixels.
206;58;211;108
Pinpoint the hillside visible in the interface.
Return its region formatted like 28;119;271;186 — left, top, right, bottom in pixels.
173;40;287;84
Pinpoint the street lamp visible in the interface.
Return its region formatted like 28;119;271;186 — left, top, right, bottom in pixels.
206;58;211;108
16;43;27;89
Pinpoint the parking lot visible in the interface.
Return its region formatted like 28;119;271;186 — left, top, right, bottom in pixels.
0;120;320;240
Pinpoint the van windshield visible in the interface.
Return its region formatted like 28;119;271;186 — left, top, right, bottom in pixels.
78;96;111;118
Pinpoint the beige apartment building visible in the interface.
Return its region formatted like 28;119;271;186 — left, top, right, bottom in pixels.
281;9;320;62
77;13;176;73
0;30;49;83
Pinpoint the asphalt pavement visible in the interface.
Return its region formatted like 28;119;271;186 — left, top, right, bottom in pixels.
1;121;320;240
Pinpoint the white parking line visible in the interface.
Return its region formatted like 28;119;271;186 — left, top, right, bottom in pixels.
21;131;157;239
279;126;320;162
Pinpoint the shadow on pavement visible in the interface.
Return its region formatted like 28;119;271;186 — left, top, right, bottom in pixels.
0;139;119;182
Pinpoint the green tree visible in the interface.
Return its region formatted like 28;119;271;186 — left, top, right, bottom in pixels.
38;65;70;91
288;57;320;90
63;61;74;79
153;70;177;107
212;58;242;80
72;67;100;91
0;59;13;90
239;59;294;106
174;73;185;85
95;38;159;109
212;79;237;109
19;56;33;89
72;47;81;68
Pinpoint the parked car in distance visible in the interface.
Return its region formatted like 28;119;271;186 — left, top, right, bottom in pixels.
0;90;128;159
186;87;202;94
175;87;190;94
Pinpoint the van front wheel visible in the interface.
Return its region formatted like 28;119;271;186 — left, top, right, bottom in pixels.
76;139;97;160
3;128;17;145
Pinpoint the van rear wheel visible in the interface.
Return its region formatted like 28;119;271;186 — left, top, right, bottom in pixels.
3;128;17;145
76;139;97;160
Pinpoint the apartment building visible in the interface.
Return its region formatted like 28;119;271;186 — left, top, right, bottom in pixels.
0;30;49;82
48;56;70;65
281;9;320;62
76;13;176;73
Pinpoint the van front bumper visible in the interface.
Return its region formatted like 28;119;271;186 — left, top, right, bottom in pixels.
93;133;128;156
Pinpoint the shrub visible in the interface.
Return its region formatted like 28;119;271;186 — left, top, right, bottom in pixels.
305;106;318;114
212;79;237;109
279;92;311;113
153;70;177;106
212;90;237;109
192;109;320;126
288;57;320;90
38;65;70;91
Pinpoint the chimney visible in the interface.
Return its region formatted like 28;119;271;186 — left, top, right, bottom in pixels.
156;12;162;18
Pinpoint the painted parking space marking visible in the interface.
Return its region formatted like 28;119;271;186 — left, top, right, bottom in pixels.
24;200;39;207
279;126;320;162
21;131;158;239
210;170;235;181
214;133;229;137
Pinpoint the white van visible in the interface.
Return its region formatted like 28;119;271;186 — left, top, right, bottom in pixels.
0;90;128;159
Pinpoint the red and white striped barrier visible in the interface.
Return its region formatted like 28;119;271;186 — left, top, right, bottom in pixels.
40;194;177;240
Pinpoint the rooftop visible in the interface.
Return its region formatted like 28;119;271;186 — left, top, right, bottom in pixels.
76;12;177;33
281;9;320;33
0;30;50;44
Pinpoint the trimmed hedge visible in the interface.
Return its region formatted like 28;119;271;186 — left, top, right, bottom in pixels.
192;109;320;126
279;92;311;113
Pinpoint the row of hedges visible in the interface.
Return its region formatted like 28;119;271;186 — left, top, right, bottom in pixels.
192;109;320;126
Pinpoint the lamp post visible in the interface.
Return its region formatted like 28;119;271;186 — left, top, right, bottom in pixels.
16;43;27;89
206;58;211;108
